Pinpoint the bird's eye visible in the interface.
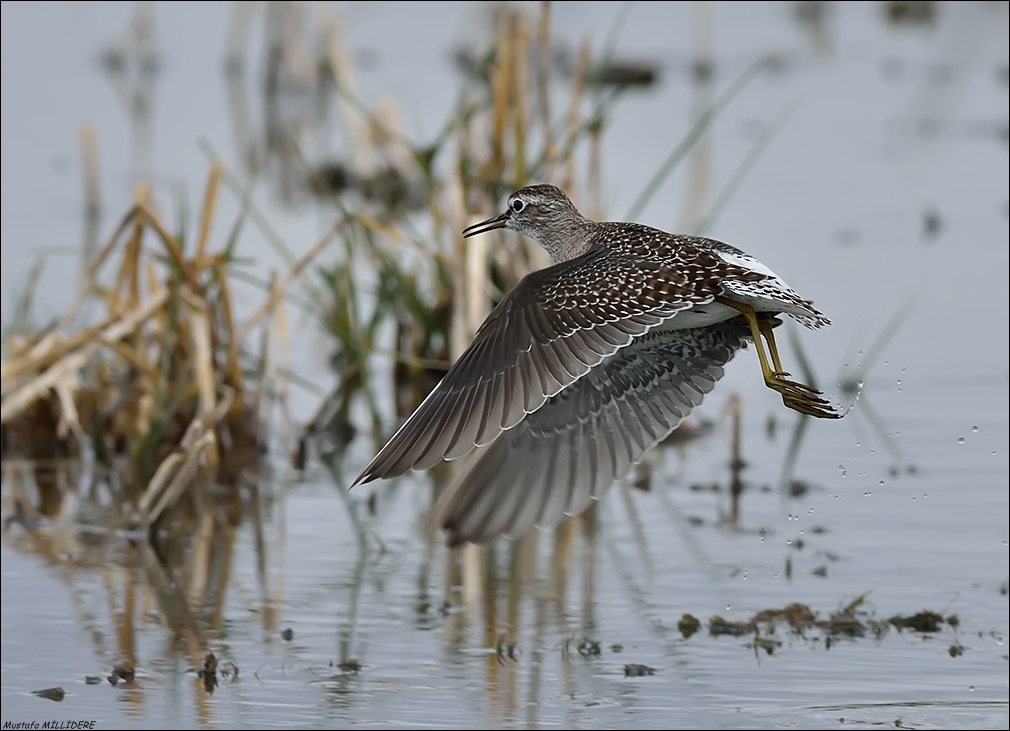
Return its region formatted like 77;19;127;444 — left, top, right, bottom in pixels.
511;199;524;213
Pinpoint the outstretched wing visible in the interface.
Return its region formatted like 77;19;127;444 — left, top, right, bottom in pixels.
428;321;754;546
352;246;723;486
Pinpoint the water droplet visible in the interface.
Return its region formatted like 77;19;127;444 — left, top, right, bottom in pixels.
786;539;793;545
972;425;979;433
726;604;731;611
995;636;1004;646
879;479;885;486
808;508;814;515
856;442;861;448
912;496;916;501
968;686;975;692
864;491;872;497
883;360;888;366
838;464;847;477
743;571;748;580
957;437;965;444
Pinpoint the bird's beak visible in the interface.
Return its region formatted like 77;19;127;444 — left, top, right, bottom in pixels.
462;211;509;238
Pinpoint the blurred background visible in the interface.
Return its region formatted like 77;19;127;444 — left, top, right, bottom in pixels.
1;2;1008;728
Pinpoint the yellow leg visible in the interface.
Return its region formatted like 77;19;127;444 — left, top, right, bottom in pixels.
757;318;786;376
720;298;777;380
716;297;840;419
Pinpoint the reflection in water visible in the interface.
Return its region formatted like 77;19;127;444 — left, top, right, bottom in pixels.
100;1;159;184
2;380;1004;727
2;460;282;721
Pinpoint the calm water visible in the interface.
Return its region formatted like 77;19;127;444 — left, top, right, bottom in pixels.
2;2;1008;729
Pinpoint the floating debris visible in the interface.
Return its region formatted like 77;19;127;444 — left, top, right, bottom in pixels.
110;661;135;684
747;636;782;657
308;162;427;213
883;1;937;26
679;594;962;656
338;659;361;675
689;483;720;493
678;613;702;639
32;687;65;702
708;616;756;637
889;611;944;633
754;603;817;634
197;651;218;693
624;663;656;677
587;60;660;89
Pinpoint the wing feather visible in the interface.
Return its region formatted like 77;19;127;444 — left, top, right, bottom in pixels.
431;321;754;545
352;247;716;485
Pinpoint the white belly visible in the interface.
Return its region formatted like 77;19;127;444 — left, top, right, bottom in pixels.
657;300;741;330
656;289;795;331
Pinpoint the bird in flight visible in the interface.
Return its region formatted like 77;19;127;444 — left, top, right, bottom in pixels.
351;184;839;546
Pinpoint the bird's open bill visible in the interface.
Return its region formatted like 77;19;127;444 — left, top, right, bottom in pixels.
462;212;509;238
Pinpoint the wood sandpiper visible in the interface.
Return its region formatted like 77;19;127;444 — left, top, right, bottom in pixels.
352;184;840;545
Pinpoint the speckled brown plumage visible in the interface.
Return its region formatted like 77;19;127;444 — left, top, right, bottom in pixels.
351;184;835;545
